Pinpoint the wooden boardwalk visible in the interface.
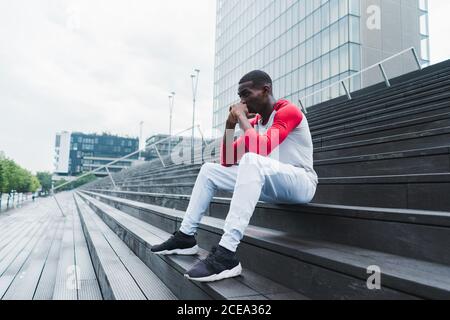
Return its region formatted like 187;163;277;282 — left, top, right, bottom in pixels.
0;192;102;300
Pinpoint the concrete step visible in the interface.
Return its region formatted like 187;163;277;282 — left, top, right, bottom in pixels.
314;146;450;177
121;164;202;184
314;173;450;211
314;127;450;160
84;189;450;267
73;194;177;300
313;111;450;148
118;146;450;186
122;174;199;187
121;164;202;185
308;60;450;117
118;172;450;212
310;92;450;134
122;165;202;184
309;77;450;127
76;192;308;300
90;116;450;191
89;121;450;189
78;191;450;300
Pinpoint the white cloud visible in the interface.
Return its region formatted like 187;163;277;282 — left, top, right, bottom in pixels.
1;1;449;174
0;0;216;173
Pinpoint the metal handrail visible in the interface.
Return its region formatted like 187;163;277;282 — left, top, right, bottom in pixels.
298;47;422;113
53;124;200;191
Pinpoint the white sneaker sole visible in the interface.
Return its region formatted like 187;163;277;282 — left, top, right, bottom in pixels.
153;245;199;256
184;263;242;282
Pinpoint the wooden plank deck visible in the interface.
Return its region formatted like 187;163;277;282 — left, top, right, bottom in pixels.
0;193;102;300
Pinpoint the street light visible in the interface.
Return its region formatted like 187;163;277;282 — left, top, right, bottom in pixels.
168;92;175;154
191;69;200;162
139;121;144;159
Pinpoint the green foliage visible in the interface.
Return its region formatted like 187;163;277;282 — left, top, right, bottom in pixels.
0;160;4;193
0;157;41;194
54;173;97;193
36;172;53;193
0;154;96;196
29;175;41;193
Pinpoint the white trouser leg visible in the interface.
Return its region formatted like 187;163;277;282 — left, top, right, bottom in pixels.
179;163;238;236
219;153;317;252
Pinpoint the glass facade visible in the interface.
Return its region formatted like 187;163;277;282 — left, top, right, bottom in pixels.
68;133;139;175
214;0;362;133
419;0;430;63
213;0;429;134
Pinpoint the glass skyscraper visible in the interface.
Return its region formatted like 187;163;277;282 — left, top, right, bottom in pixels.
213;0;430;134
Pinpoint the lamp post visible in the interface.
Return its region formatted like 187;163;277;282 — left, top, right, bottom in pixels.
190;69;200;162
139;121;144;160
168;92;175;154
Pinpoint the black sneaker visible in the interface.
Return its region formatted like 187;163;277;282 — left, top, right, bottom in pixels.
184;245;242;282
151;231;199;255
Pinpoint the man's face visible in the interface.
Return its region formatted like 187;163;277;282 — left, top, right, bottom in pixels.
238;81;269;114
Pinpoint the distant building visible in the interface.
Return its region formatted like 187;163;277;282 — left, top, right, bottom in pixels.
0;150;5;159
54;131;71;174
54;132;139;177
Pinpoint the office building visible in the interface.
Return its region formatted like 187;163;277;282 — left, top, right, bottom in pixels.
213;0;430;133
54;132;139;176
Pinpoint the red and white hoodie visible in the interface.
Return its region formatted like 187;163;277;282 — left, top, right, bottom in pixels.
221;99;318;185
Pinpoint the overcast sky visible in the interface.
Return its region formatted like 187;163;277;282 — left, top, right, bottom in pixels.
0;0;449;174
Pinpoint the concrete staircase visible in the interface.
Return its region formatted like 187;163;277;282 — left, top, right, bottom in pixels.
77;59;450;299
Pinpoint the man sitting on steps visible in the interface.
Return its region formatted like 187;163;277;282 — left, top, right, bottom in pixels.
151;70;318;282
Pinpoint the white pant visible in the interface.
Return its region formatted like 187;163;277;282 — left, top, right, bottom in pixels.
179;153;317;252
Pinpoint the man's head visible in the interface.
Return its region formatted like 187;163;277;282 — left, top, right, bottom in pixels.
238;70;273;114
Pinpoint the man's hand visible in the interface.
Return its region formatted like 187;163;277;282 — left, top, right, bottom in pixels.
229;103;257;121
226;108;239;126
229;103;248;119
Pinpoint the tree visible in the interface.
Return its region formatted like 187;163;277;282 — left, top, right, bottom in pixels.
0;157;41;208
29;175;41;193
36;172;53;193
0;159;4;209
0;159;4;192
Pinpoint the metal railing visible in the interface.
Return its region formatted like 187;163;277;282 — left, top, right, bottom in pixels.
52;124;205;193
298;47;423;113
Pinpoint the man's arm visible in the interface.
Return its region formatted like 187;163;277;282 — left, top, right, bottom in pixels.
220;103;257;167
237;104;303;156
220;118;238;167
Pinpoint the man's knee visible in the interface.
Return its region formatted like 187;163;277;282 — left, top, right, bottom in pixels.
240;152;264;165
199;162;221;176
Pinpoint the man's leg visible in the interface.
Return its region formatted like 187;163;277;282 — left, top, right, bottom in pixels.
185;153;317;282
219;152;317;252
179;162;238;236
151;162;238;255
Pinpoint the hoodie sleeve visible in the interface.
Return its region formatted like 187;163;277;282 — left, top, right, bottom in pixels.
242;104;303;156
220;104;303;166
220;116;259;167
